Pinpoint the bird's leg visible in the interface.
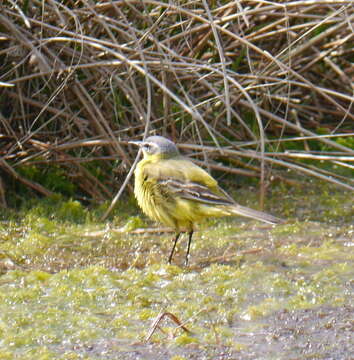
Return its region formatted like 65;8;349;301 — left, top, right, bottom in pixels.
168;232;181;264
185;230;194;266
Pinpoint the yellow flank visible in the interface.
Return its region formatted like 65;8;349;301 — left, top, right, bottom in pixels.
134;155;229;231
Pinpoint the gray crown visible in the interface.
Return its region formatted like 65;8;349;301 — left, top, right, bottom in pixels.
145;136;179;155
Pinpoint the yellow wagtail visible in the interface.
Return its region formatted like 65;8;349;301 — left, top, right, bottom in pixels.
130;135;284;265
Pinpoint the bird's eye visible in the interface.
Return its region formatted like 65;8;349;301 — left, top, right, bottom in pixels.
143;143;151;152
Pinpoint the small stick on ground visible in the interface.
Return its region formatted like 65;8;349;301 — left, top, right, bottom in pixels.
145;311;191;342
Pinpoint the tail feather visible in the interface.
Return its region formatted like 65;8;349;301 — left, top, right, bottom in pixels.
227;204;285;225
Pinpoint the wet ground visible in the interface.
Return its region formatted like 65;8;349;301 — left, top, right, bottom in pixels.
61;305;353;359
0;184;352;359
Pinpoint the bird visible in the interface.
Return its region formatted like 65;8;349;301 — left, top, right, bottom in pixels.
129;135;284;265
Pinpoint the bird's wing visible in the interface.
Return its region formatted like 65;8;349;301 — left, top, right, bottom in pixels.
158;178;234;206
143;157;234;206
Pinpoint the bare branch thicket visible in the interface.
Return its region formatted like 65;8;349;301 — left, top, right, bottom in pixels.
0;0;353;204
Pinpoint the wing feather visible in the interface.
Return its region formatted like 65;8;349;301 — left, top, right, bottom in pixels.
158;179;233;206
142;156;232;206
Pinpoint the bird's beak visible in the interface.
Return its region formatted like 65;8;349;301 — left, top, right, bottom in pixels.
128;140;143;147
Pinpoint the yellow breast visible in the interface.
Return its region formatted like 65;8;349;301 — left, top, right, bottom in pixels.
134;160;178;228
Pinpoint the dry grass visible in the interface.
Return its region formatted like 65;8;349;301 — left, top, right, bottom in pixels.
0;0;353;206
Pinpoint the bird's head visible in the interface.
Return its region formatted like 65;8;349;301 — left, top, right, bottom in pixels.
129;135;179;159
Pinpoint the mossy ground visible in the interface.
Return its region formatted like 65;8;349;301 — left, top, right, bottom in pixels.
0;182;352;359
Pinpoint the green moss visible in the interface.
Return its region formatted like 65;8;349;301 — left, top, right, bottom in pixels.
170;356;188;360
0;181;352;357
57;199;87;223
174;333;199;346
271;222;302;236
122;216;146;232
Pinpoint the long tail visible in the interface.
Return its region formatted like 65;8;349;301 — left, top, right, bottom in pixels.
226;204;285;225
